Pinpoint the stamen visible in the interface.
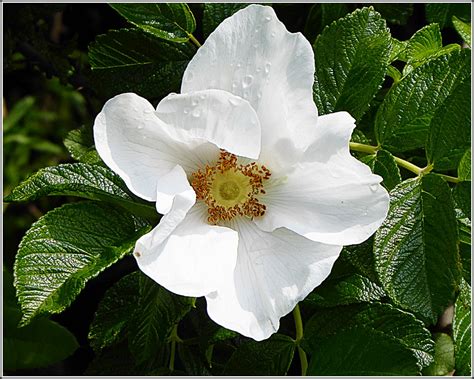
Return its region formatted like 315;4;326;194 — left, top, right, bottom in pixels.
190;150;271;224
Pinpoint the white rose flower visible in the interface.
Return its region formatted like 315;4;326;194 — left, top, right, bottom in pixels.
93;4;389;341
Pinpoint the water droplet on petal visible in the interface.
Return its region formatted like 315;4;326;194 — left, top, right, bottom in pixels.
137;124;144;130
228;97;240;107
264;62;272;75
143;109;153;115
184;71;194;82
242;75;254;88
199;93;207;100
236;63;242;68
254;28;260;34
252;43;259;49
370;184;379;192
192;109;201;118
191;98;199;106
264;15;272;22
271;31;276;38
257;91;262;99
256;67;261;73
184;108;190;114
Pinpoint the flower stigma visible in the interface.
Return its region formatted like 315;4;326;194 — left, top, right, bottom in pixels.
191;150;271;224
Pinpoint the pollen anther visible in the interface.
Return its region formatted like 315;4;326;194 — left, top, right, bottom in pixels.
191;150;271;224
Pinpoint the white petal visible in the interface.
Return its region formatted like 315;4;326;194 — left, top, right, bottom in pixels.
255;112;390;246
205;220;341;341
135;200;239;297
181;4;318;166
94;92;218;201
156;89;261;159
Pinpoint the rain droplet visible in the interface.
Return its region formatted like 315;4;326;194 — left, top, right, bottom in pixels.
370;184;379;192
228;97;240;107
191;98;199;106
137;124;144;130
183;108;190;114
264;62;272;74
232;82;238;90
264;15;272;22
192;109;201;118
143;109;153;115
184;70;194;82
271;31;276;38
257;91;262;99
237;63;242;68
242;75;254;88
254;28;260;34
199;93;207;100
256;67;261;73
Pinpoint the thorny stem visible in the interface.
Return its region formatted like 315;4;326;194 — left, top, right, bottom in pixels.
293;304;308;376
349;142;460;182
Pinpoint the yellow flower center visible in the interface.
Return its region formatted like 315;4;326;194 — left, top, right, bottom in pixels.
191;150;271;224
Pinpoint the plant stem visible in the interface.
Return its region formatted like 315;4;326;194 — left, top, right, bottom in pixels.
435;173;461;184
188;33;202;48
349;141;378;154
293;304;308;376
349;142;459;182
168;324;179;371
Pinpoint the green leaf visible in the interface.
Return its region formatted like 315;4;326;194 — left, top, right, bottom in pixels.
63;126;101;164
389;38;408;62
375;50;470;152
110;3;196;43
360;149;401;191
202;3;249;39
374;175;462;323
453;279;471;375
85;341;144;376
340;237;380;284
304;303;434;375
373;4;413;25
224;334;295;375
128;273;193;364
313;7;392;121
4;163;157;219
5;264;79;370
422;333;455;376
3;96;35;133
454;181;471;221
88;272;139;352
426;3;471;30
304;3;349;43
306;274;385;308
14;201;150;325
5;306;79;371
459;243;471;285
426;77;470;170
403;24;460;76
178;344;212;376
458;148;471;181
452;16;471;46
89;28;195;99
